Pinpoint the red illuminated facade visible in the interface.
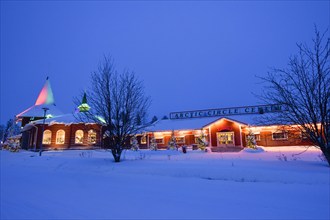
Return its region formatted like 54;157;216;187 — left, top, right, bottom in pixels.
16;79;313;152
133;117;313;151
21;122;102;151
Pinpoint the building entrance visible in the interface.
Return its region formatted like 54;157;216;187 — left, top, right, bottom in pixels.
216;132;235;146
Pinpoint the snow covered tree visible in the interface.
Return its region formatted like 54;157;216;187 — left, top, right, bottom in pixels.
3;119;20;142
246;129;257;149
79;55;150;162
162;115;169;120
196;131;208;151
259;27;330;166
130;135;139;151
151;116;158;124
149;136;158;151
167;131;177;150
0;124;5;143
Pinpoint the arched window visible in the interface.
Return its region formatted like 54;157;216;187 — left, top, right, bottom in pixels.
56;129;65;144
75;130;84;144
141;135;147;144
88;129;97;144
42;130;52;144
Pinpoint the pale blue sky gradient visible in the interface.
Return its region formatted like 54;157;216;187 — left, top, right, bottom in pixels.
1;1;329;124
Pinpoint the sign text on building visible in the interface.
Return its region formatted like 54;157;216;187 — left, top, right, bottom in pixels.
169;105;283;120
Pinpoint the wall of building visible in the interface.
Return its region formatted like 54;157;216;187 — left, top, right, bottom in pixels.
144;130;202;149
139;124;313;149
21;123;102;150
21;119;315;152
243;125;313;147
208;119;242;147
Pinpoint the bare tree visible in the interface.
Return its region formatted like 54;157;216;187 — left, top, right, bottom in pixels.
82;56;151;162
259;27;330;166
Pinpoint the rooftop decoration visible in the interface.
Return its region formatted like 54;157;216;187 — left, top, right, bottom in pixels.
35;77;55;106
78;92;91;112
16;77;63;123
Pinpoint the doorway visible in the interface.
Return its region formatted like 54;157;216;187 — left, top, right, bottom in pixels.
216;132;235;147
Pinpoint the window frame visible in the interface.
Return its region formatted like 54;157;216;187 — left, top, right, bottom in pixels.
254;134;261;141
88;129;97;144
75;130;84;144
56;129;65;144
175;136;185;144
272;131;288;140
216;132;235;146
155;138;164;144
140;135;147;144
42;130;52;145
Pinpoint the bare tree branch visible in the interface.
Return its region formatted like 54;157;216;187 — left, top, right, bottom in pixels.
76;55;151;162
258;27;330;166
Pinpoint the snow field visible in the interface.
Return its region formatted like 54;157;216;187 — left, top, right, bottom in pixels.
1;146;329;219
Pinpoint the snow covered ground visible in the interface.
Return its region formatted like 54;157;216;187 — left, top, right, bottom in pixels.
1;146;329;219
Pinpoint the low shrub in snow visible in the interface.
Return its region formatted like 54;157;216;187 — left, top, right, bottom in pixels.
79;151;93;158
243;146;265;153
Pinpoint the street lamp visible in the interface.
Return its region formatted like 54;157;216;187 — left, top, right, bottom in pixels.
39;107;49;156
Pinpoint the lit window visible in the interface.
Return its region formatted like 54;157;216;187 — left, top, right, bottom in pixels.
272;132;288;140
88;129;97;144
175;136;185;144
56;130;65;144
254;134;261;141
141;135;147;144
155;138;164;144
75;130;84;144
42;130;52;144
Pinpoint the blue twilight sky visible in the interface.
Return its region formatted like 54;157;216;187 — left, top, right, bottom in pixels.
1;1;329;124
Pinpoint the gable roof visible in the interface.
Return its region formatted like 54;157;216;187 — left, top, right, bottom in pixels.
146;117;248;132
202;117;248;128
28;113;96;125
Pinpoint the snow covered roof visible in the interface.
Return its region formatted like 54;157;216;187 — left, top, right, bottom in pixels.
225;113;286;126
27;113;97;126
146;118;211;132
223;114;265;126
7;134;22;140
146;117;247;132
16;104;63;118
145;114;276;132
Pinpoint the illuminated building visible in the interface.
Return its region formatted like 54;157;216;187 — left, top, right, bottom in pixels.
16;79;312;152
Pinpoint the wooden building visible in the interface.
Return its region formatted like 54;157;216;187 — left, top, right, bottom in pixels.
136;116;313;151
17;78;102;151
16;79;313;152
19;115;312;152
21;114;102;150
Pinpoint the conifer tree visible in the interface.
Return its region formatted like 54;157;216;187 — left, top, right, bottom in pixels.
246;129;257;149
167;131;177;150
196;131;208;151
131;135;139;151
149;136;158;151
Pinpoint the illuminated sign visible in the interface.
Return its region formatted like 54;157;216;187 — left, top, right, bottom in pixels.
169;105;283;120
